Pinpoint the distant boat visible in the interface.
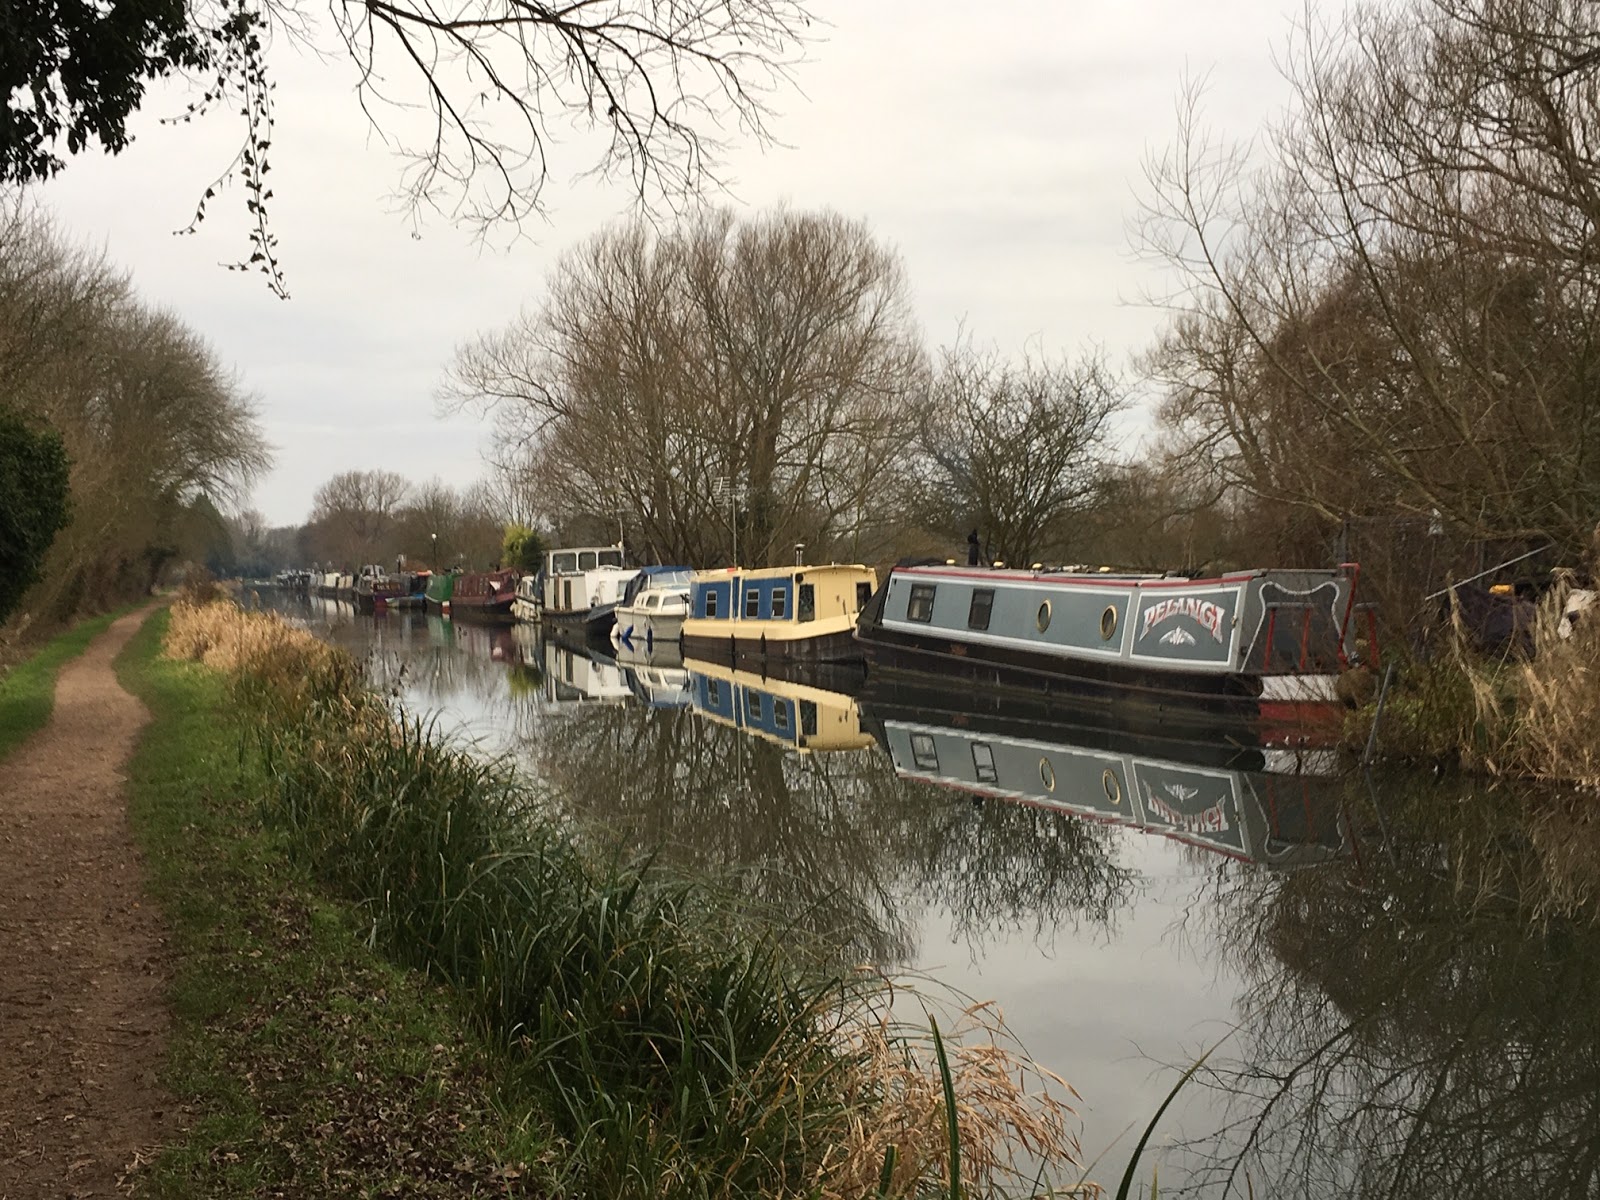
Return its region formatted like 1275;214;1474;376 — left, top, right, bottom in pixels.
612;566;693;649
510;574;541;623
449;569;518;619
354;566;404;612
424;571;456;612
854;562;1367;739
540;544;634;639
680;563;878;667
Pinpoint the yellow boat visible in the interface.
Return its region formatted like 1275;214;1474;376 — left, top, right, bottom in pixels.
680;563;877;667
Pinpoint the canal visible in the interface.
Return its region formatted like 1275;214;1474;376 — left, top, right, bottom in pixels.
264;592;1600;1198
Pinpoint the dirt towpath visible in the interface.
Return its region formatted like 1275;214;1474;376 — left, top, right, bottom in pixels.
0;608;171;1199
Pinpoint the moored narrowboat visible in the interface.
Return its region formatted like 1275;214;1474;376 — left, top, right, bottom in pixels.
449;569;519;619
680;564;877;667
540;544;634;639
424;571;456;612
854;562;1367;737
510;574;541;623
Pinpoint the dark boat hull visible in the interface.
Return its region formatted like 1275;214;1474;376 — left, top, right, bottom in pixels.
681;627;861;669
854;623;1340;743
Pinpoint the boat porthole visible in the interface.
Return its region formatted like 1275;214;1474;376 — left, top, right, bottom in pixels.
1102;769;1122;806
1036;600;1052;632
1099;605;1118;640
1039;758;1056;792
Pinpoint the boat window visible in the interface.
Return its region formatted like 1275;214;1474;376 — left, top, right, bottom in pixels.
598;549;622;566
774;702;789;732
704;589;719;618
579;551;597;570
706;680;722;707
911;733;939;771
907;583;937;623
562;580;573;610
553;552;577;573
745;588;760;618
800;700;818;737
798;584;815;622
746;691;764;721
642;594;657;610
972;742;997;783
1036;599;1052;633
771;588;787;619
968;588;995;631
855;581;872;611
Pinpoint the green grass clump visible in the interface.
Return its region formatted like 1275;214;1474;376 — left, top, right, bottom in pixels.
0;609;124;763
160;598;1087;1199
247;687;869;1197
116;609;552;1198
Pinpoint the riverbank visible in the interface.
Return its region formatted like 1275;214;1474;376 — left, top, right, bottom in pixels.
138;596;1087;1197
1351;596;1600;788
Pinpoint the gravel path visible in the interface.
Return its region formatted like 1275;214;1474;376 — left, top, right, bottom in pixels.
0;609;172;1199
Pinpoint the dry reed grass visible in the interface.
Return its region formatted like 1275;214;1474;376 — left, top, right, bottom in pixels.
162;597;1093;1197
818;990;1093;1199
1497;590;1600;788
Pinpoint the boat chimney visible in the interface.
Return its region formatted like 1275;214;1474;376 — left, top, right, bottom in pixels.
794;542;805;566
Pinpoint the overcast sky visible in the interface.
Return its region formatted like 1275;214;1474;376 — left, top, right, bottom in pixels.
36;0;1318;528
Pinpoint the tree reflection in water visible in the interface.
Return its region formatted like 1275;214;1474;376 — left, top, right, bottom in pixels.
517;695;1136;970
1176;773;1600;1198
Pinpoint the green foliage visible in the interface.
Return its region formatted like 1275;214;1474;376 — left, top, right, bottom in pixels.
114;611;551;1197
0;610;120;763
502;523;546;573
0;408;71;623
0;0;203;183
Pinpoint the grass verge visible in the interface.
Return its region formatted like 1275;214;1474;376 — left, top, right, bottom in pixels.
0;608;128;763
156;597;1087;1198
115;607;555;1198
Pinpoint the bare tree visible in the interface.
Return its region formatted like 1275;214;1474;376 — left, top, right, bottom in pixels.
0;198;270;620
307;469;411;567
913;344;1122;567
1138;0;1600;587
447;208;926;566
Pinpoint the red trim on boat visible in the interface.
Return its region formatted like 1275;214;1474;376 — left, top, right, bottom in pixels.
892;565;1263;589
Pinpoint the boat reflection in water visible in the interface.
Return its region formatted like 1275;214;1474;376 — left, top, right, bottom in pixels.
613;638;692;710
539;630;630;704
861;690;1351;868
683;658;873;753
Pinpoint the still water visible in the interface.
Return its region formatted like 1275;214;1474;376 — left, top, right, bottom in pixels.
266;593;1600;1198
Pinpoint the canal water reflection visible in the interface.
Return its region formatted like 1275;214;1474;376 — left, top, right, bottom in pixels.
265;593;1600;1198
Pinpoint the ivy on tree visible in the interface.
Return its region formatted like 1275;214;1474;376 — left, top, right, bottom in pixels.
0;408;72;624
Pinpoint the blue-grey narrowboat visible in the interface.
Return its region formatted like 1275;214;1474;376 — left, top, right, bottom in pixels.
854;562;1368;738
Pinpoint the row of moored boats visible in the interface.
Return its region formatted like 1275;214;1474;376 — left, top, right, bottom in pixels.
280;545;1375;743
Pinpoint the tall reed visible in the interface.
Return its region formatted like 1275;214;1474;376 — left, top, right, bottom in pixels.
163;598;1087;1198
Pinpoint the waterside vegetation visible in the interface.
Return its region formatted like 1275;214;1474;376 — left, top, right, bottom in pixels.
152;591;1089;1198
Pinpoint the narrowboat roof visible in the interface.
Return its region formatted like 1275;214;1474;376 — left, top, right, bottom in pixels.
890;563;1333;589
691;563;875;582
